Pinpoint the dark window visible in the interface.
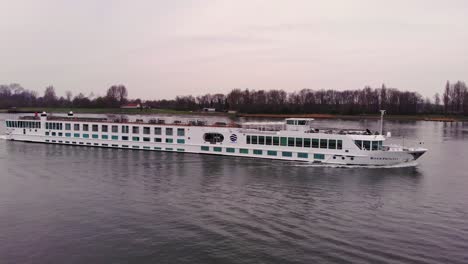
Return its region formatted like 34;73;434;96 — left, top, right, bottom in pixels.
122;126;129;133
177;128;185;136
154;138;162;142
288;137;295;147
252;136;258;144
295;138;302;147
92;124;98;132
320;139;327;149
83;124;89;131
266;136;272;145
102;125;108;132
246;135;251;144
337;140;343;150
363;141;371;151
65;123;71;130
304;138;311;148
328;139;336;149
166;128;173;136
354;140;362;149
372;141;379;151
143;127;150;135
132;126;139;134
203;133;224;143
280;137;287;146
74;124;80;131
282;151;292;157
112;125;118;133
259;136;265;145
154;127;162;135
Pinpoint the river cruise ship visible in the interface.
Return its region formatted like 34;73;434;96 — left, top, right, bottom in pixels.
4;112;427;166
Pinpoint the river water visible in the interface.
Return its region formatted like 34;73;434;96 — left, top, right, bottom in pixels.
0;113;467;264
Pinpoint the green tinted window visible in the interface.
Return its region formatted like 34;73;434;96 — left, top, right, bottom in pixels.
240;148;249;154
214;147;222;152
201;146;209;151
166;138;173;143
226;148;235;153
83;134;89;138
314;153;325;160
266;136;272;145
288;137;295;147
154;138;162;142
74;133;80;137
92;134;99;139
112;135;118;140
282;151;292;157
298;153;308;158
253;149;262;155
177;139;185;144
65;133;71;137
267;150;277;156
312;138;319;148
273;137;280;146
132;136;140;141
102;135;108;139
304;138;311;147
280;137;287;146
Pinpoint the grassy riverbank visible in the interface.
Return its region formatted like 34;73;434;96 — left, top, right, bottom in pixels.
1;107;466;121
238;113;468;122
0;107;196;115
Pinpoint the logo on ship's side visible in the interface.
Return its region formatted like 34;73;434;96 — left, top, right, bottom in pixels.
230;134;237;143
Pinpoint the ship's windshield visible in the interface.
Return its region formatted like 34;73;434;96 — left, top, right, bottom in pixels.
354;140;384;150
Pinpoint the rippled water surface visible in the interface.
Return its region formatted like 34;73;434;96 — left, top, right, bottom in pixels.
1;114;468;264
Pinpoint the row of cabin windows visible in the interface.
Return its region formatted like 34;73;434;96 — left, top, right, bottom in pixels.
354;140;383;151
246;135;342;150
6;120;41;129
46;132;185;144
45;122;63;130
200;146;325;159
44;140;185;152
62;123;185;136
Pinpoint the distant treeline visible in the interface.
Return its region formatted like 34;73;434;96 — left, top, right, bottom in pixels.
1;81;468;115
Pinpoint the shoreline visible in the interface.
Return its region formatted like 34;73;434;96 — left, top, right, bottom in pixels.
1;108;466;122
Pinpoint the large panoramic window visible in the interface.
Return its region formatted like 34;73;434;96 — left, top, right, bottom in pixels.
204;133;224;143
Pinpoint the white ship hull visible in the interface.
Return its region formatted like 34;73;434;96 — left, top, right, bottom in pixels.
4;115;427;167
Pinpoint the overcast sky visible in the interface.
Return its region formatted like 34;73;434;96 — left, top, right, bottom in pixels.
0;0;467;99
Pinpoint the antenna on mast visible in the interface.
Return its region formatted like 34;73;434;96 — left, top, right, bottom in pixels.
380;110;386;135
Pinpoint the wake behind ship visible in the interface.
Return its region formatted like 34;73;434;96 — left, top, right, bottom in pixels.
4;112;427;166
